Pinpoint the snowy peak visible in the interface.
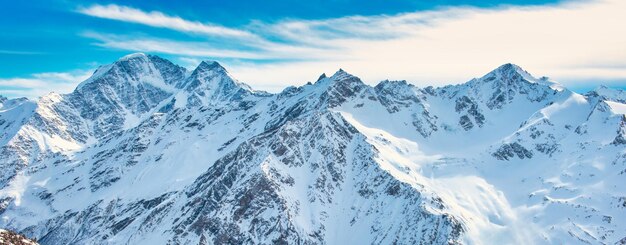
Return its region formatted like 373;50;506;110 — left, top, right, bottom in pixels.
185;60;239;88
586;85;626;103
177;60;256;107
63;54;186;138
318;69;371;107
457;63;561;109
323;68;363;86
479;63;563;90
183;60;234;91
316;73;327;82
185;61;234;87
329;68;356;82
195;60;227;74
375;79;414;91
473;63;542;89
373;80;428;115
374;80;421;106
484;63;532;81
76;52;185;92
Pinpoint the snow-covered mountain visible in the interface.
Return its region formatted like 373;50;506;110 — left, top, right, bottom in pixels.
0;53;624;244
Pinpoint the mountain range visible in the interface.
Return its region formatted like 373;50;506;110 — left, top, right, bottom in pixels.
0;53;625;244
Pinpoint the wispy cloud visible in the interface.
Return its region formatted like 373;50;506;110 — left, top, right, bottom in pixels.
76;0;626;92
76;4;346;61
77;4;257;40
82;32;270;59
81;30;341;62
0;70;93;99
227;0;626;91
0;50;45;55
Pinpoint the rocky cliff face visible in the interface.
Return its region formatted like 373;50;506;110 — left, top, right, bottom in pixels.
0;229;39;245
0;53;624;244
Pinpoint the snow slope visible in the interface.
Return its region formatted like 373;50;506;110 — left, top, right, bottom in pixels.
0;54;624;244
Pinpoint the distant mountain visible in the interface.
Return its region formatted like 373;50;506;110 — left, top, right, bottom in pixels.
0;53;624;244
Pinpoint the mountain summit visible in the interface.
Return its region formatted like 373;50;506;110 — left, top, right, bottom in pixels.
0;54;624;245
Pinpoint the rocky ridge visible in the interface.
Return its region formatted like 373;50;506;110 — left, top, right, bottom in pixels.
0;53;624;244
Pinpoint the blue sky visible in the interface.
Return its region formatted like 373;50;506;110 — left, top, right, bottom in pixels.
1;0;625;98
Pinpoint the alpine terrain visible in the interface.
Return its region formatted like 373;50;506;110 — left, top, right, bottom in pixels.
0;53;624;244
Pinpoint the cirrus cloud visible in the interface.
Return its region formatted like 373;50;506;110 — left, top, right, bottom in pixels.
77;0;626;92
77;4;258;40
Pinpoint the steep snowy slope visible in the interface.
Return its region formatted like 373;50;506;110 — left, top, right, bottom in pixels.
0;97;37;190
0;97;36;146
0;54;624;244
328;64;625;244
0;53;187;190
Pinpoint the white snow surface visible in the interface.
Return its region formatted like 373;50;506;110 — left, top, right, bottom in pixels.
0;54;624;245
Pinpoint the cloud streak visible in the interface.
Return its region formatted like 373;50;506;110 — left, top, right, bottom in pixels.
0;70;93;99
0;50;45;55
82;31;342;62
82;32;271;60
76;1;626;92
78;4;257;40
